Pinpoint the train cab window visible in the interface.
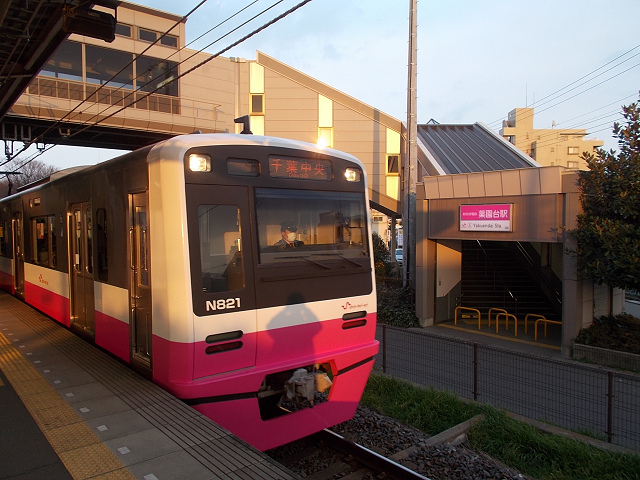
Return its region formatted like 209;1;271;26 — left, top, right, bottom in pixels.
255;188;369;264
198;205;244;293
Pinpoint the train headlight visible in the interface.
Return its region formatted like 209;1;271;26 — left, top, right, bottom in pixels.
189;154;211;172
344;168;361;182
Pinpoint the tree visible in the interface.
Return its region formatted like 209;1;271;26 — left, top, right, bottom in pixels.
0;158;59;198
572;95;640;296
372;231;391;277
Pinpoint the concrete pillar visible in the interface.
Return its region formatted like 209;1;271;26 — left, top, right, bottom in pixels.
416;197;436;326
562;231;584;357
561;189;590;357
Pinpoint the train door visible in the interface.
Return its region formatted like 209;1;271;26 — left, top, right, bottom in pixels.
12;212;24;298
69;203;95;335
188;185;258;377
129;192;152;367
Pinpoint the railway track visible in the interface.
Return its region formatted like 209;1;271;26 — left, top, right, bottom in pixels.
267;406;526;479
271;429;431;480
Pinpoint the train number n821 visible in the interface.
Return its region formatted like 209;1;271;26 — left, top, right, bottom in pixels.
206;298;241;312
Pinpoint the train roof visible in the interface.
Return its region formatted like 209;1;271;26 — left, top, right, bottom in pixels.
148;133;365;167
6;133;366;199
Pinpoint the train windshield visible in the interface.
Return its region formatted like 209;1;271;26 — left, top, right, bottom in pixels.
256;188;369;264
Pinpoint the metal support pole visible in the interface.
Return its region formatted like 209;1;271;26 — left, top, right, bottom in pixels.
403;0;418;288
473;342;479;401
607;371;614;443
382;324;387;373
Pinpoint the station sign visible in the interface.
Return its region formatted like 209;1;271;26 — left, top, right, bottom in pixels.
460;204;513;232
269;155;331;181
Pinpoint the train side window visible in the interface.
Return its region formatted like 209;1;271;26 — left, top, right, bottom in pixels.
198;205;244;293
33;217;48;265
0;221;8;256
96;209;107;281
48;215;56;268
86;207;93;274
31;215;56;267
73;209;82;273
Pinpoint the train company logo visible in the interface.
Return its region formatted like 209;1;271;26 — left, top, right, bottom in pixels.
38;274;49;286
342;301;368;310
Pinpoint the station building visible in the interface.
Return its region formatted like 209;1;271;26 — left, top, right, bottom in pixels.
3;1;619;357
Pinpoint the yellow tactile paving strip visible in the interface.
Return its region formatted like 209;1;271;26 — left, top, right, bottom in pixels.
0;331;135;480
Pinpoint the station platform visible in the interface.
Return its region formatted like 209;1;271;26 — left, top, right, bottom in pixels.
0;292;298;480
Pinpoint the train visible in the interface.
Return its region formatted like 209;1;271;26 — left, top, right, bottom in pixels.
0;132;378;450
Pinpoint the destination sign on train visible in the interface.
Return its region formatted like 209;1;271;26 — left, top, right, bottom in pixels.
269;156;332;181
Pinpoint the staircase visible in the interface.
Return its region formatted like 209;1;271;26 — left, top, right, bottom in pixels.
460;241;561;322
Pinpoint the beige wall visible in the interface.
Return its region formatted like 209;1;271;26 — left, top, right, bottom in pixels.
254;52;401;212
436;239;461;298
262;69;318;142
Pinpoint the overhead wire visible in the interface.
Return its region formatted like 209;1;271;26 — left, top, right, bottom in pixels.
8;0;311;169
63;0;271;127
523;46;640;114
527;117;624;152
52;0;313;149
521;62;639;119
503;105;622;148
486;44;640;131
2;0;211;166
74;0;287;132
499;93;638;151
0;1;50;88
4;0;256;164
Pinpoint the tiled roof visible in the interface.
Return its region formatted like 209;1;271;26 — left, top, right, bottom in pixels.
418;123;539;175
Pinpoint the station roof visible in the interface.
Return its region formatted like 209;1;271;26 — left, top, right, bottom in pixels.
0;1;120;122
417;122;539;176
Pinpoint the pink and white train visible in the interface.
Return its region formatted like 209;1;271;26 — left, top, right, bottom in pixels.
0;133;378;450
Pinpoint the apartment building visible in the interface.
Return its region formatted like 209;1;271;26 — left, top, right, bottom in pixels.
499;107;604;169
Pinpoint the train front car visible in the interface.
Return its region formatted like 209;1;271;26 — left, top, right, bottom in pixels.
149;134;378;451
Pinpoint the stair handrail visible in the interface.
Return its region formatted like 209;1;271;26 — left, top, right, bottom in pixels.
511;241;562;315
474;240;518;314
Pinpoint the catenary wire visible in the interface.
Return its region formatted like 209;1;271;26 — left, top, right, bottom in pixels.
486;61;640;134
486;44;640;130
5;0;290;167
1;0;211;167
8;0;314;170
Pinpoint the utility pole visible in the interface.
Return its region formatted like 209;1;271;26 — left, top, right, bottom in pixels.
403;0;418;287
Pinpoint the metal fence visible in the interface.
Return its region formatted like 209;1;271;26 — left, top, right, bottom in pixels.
375;324;640;450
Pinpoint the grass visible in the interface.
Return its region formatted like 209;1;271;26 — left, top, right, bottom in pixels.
361;374;640;480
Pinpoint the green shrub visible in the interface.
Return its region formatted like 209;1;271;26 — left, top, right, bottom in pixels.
372;231;394;277
574;313;640;355
376;277;420;328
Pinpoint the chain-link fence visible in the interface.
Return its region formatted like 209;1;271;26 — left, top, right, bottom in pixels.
376;324;640;449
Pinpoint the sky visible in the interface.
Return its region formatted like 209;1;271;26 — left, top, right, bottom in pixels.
21;0;640;169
